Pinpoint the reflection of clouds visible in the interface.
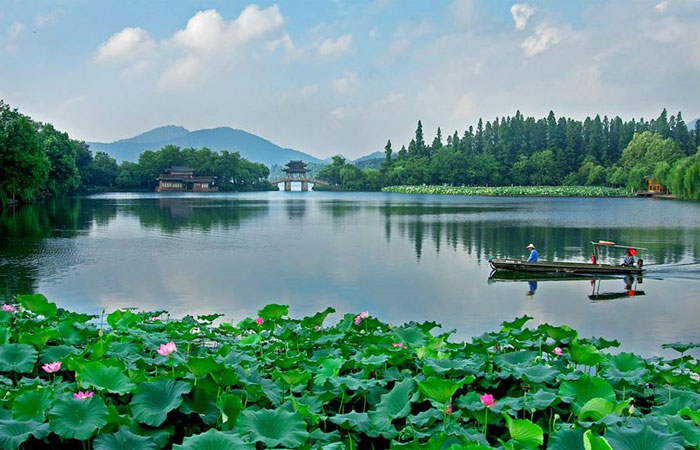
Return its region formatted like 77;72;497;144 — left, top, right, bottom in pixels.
12;193;700;357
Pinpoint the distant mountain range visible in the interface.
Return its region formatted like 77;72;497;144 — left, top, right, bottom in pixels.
88;125;323;166
88;125;381;167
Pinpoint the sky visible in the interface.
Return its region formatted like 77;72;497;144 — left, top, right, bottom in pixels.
1;0;699;159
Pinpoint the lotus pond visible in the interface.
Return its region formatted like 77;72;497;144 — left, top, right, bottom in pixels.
0;294;699;449
382;186;631;197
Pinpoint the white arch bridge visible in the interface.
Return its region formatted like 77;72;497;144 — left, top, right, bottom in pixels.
269;177;328;191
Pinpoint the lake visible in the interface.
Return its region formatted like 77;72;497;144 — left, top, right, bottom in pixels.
1;192;699;356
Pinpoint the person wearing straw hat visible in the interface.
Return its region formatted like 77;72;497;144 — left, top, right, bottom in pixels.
526;243;539;262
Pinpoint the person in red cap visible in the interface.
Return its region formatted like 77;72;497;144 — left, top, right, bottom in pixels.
621;249;636;267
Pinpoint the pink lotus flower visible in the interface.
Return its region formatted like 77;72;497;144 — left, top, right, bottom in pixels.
480;393;496;408
74;391;93;400
42;361;61;373
354;310;369;325
445;403;453;415
149;316;160;321
314;325;320;330
157;341;177;357
552;347;563;356
1;304;16;313
392;342;406;348
255;317;264;325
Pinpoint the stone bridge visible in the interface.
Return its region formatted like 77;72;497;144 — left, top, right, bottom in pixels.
269;177;328;191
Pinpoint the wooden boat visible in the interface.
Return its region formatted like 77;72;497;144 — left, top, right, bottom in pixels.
489;241;646;276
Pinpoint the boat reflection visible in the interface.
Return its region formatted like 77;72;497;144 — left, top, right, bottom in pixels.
487;272;646;301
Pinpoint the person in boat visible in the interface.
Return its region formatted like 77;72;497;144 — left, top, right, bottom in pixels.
526;244;539;262
621;249;636;267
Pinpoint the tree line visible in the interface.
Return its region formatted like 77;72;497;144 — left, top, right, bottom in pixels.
317;109;700;199
0;101;272;207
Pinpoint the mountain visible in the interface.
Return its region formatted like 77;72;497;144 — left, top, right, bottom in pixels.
353;151;385;163
688;118;699;130
88;126;323;166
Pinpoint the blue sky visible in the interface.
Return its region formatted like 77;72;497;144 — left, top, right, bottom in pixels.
1;0;699;158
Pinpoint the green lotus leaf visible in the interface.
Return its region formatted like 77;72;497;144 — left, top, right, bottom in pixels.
417;376;470;404
235;408;308;448
18;329;59;347
392;326;428;347
328;411;372;434
78;361;136;394
501;315;533;330
559;375;615;413
130;379;191;426
679;407;700;426
257;304;289;321
661;341;699;354
314;357;344;385
601;352;646;385
502;413;544;448
93;428;157;450
604;423;684;450
663;415;700;447
186;356;224;378
173;429;253;450
0;420;50;450
569;342;604;366
273;369;311;386
652;388;700;414
547;428;584;450
369;378;418;428
422;358;472;376
11;388;51;422
17;294;57;318
301;307;335;328
578;398;614;422
538;323;578;342
239;334;261;347
40;345;78;364
48;395;108;441
390;432;490;449
217;394;244;431
516;364;559;384
0;344;37;373
106;309;141;330
494;351;538;368
583;430;612;450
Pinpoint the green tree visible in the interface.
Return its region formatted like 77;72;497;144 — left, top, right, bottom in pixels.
0;101;49;205
38;123;81;195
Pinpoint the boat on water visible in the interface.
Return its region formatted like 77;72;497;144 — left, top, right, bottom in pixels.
489;241;646;276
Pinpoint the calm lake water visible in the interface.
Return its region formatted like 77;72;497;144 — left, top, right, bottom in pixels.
1;192;699;356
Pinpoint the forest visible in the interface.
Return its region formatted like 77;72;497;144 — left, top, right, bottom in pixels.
0;101;272;207
317;109;700;199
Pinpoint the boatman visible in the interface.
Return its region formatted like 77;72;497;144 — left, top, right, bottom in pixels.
526;243;539;262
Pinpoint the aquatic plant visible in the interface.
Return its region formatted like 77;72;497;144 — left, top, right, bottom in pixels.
0;294;697;449
382;185;632;197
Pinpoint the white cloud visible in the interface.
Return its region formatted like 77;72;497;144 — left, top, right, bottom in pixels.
318;33;353;58
510;4;535;31
521;23;564;56
655;1;669;11
332;71;360;93
451;0;475;26
34;10;63;28
266;32;300;59
389;19;431;53
369;27;379;39
280;84;319;103
6;22;25;40
94;27;156;64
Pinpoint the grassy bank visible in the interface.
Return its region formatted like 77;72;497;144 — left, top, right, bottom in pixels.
382;185;633;197
0;294;698;449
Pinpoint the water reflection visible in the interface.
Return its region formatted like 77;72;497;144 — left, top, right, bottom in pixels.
1;192;699;356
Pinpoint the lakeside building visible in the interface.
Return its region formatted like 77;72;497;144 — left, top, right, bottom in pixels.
156;166;218;192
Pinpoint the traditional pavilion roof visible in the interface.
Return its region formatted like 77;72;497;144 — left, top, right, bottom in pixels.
165;166;194;173
283;160;309;173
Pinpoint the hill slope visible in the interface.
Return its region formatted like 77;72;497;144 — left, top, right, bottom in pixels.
88;126;322;166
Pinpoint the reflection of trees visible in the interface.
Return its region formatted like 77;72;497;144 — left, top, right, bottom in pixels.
0;197;96;300
317;200;362;220
283;199;307;221
120;198;270;233
386;216;699;264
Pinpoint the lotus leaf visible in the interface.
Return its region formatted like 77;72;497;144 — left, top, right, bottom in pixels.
79;361;136;394
257;303;289;321
93;428;157;450
559;375;615;413
0;420;50;450
0;345;37;374
130;379;191;426
604;423;684;450
48;395;108;440
236;408;308;448
11;388;51;422
583;430;612;450
503;412;544;448
17;294;57;318
417;376;470;404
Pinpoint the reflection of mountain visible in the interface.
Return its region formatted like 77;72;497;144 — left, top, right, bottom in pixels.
120;198;270;233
